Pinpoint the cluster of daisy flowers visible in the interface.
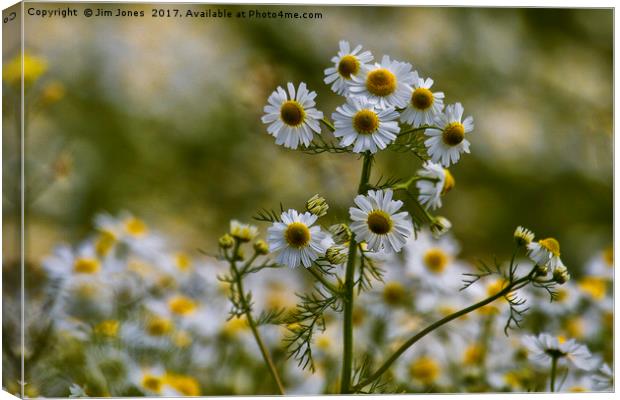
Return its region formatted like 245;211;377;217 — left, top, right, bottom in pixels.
16;211;613;396
23;212;326;397
262;40;474;167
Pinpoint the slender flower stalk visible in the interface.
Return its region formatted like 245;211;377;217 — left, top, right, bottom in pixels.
341;152;373;393
227;241;286;395
550;354;559;392
351;265;538;392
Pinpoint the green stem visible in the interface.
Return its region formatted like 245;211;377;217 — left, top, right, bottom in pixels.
320;117;335;132
550;355;558;392
230;246;285;395
392;176;438;192
351;269;536;392
307;266;341;294
340;152;373;394
397;126;435;137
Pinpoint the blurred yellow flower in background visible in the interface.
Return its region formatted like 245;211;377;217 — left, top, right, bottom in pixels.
3;53;48;86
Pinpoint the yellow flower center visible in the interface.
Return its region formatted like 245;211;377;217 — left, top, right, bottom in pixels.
382;281;406;306
94;320;119;337
564;317;584;339
168;296;197;316
423;248;448;274
147;317;174;336
141;374;163;393
442;122;465;146
603;246;613;267
175;253;191;271
95;231;116;256
366;210;393;235
352;109;380;134
578;277;607;300
486;279;506;297
316;335;332;350
569;386;587;393
165;374;200;397
223;316;249;337
539;237;560;257
411;87;434;110
337;55;360;79
555;288;568;303
280;100;305;127
284;222;311;248
73;257;100;274
442;169;455;195
173;330;192;348
409;356;440;385
366;68;397;97
125;217;147;237
557;335;567;344
352;307;365;326
463;344;483;365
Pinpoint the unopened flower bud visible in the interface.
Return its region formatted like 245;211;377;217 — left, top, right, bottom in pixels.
553;265;570;285
329;223;351;244
305;194;329;217
253;239;269;255
326;245;347;265
534;264;549;277
430;216;452;238
219;234;234;249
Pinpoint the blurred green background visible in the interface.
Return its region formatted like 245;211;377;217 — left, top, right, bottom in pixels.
5;5;613;276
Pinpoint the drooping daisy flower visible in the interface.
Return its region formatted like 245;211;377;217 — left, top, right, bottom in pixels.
324;40;373;96
514;226;535;247
349;189;413;253
261;82;324;149
348;55;416;109
332;97;400;153
400;74;445;127
416;161;455;210
267;209;332;268
527;237;563;270
424;103;474;167
521;333;598;371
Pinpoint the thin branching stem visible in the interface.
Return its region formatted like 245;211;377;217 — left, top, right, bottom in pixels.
229;243;285;395
307;266;341;295
351;266;537;392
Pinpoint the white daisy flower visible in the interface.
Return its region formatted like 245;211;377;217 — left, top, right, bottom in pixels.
400;74;445;127
261;82;323;149
349;189;413;253
324;40;373;96
521;333;598;371
424;102;474;167
267;209;332;268
94;211;166;261
592;363;613;391
348;55;416;109
585;246;613;279
332;97;400;153
527;237;562;269
402;229;466;293
416;161;455;210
